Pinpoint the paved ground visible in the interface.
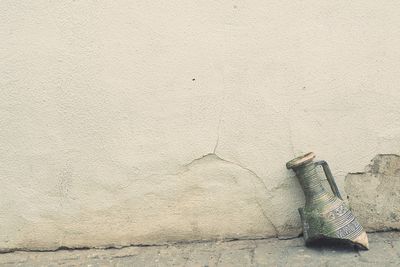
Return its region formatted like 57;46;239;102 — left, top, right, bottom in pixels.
0;232;399;266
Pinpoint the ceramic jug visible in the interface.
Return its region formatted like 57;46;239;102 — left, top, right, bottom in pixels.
286;152;368;249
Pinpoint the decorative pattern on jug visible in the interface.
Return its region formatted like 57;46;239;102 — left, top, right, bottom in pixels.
326;203;347;220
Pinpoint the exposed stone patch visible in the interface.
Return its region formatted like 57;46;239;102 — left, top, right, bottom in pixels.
345;154;400;232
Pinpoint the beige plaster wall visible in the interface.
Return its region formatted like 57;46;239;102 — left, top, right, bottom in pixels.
1;1;400;251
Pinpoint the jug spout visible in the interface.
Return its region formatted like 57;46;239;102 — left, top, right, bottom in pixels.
287;152;369;250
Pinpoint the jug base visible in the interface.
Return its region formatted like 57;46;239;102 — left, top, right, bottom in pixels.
304;232;369;250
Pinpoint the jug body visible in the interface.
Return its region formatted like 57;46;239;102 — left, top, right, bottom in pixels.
286;152;368;249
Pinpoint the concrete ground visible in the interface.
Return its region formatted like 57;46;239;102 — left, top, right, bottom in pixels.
0;232;399;266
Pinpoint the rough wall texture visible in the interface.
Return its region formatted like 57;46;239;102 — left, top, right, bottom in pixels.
1;1;400;251
1;154;279;251
346;155;400;232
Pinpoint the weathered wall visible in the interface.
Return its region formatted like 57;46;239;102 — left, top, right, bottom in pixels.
1;1;400;251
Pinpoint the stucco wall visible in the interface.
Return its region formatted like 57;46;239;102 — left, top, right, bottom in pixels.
1;1;400;251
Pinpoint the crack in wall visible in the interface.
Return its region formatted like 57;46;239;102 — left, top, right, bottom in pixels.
213;117;222;154
2;230;398;254
208;154;270;196
179;152;278;235
0;235;297;254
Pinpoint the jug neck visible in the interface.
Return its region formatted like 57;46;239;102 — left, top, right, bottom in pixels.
293;162;326;200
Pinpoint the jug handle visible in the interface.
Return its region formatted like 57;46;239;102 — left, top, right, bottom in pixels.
315;160;343;200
